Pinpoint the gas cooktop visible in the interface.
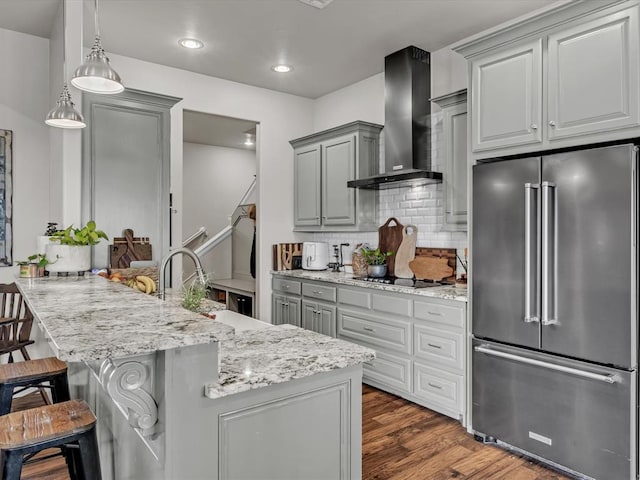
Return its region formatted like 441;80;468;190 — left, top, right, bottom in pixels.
352;276;453;288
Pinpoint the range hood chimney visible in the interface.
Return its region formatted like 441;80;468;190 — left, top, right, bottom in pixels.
348;46;442;189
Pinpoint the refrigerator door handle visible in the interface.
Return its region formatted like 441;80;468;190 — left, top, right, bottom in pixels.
474;345;617;384
541;181;558;326
524;183;539;323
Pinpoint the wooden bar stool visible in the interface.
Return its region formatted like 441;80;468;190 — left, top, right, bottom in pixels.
0;399;101;480
0;357;70;415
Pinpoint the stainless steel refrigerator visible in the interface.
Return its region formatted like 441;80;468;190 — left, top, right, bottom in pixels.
472;143;638;480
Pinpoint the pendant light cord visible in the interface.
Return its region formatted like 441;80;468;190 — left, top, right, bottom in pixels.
94;0;100;40
62;0;67;84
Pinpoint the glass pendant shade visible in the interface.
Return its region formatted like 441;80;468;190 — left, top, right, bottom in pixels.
71;36;124;94
46;84;86;129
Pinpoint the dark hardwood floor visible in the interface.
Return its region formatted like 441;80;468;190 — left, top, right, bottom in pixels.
11;387;571;480
362;384;572;480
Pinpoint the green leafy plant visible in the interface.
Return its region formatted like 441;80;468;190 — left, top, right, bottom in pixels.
360;246;392;266
50;220;108;246
182;281;208;312
27;253;57;268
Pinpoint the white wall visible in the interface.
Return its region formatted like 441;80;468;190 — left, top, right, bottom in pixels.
60;53;314;322
0;27;51;282
182;142;256;281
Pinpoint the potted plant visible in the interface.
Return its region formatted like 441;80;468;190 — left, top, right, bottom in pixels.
360;246;392;278
182;280;208;313
46;221;108;273
18;253;58;278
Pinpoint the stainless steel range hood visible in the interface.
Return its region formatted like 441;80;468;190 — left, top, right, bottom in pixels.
348;46;442;189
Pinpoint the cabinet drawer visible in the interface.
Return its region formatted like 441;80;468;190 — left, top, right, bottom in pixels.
338;309;411;355
302;282;337;302
272;277;301;296
363;350;411;393
372;293;412;317
413;362;463;414
338;288;371;309
414;301;464;329
414;325;464;372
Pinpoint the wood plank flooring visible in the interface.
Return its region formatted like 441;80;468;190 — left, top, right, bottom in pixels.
11;387;572;480
362;384;572;480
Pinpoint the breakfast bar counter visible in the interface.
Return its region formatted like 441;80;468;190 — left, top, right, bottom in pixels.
16;276;374;480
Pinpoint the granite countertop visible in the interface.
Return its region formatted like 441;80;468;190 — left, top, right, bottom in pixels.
272;270;468;302
206;323;375;399
16;276;235;362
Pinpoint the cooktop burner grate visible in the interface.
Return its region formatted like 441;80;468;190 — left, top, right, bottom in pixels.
352;276;452;288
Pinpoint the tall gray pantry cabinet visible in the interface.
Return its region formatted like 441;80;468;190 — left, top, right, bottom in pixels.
290;121;383;232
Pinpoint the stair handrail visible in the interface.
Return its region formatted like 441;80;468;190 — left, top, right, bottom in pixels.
183;226;207;246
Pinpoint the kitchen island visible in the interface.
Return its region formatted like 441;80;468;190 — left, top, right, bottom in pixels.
16;276;374;480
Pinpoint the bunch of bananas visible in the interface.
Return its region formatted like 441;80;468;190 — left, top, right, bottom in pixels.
126;275;157;294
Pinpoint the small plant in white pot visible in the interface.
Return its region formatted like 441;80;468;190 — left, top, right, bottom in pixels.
46;221;108;273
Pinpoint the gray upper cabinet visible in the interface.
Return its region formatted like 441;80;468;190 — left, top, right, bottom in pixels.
290;121;382;232
456;1;640;159
546;6;640;140
432;90;468;230
322;135;356;226
471;39;542;153
294;144;322;227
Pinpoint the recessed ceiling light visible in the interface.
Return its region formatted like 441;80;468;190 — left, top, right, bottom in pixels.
179;38;204;49
271;64;293;73
298;0;335;9
244;133;255;147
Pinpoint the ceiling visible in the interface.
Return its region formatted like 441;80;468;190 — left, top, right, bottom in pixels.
0;0;555;99
183;111;257;151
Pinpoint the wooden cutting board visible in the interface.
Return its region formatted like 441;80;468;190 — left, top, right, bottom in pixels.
394;226;417;278
109;229;152;268
409;257;453;281
378;217;404;277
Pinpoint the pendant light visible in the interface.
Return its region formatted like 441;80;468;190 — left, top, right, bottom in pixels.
71;0;124;94
46;0;86;129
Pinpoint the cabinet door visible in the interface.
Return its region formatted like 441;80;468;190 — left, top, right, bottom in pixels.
322;135;356;226
294;144;321;227
272;294;301;326
547;6;640;141
471;39;542;152
301;300;336;336
285;296;301;327
443;103;468;229
301;300;317;331
317;303;337;337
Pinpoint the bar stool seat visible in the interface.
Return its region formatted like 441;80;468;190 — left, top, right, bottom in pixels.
0;357;69;415
0;399;101;479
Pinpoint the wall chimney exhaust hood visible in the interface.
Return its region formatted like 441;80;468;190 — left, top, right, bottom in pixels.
348;46;442;189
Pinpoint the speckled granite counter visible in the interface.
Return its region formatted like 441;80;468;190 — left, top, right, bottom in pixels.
272;270;468;302
206;323;375;399
15;276;235;362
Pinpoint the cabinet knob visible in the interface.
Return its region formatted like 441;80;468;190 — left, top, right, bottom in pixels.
548;120;556;127
530;124;538;130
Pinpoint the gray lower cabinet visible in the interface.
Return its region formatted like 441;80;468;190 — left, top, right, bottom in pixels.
337;285;467;423
272;274;468;423
272;277;302;326
272;294;301;327
302;300;336;337
290;121;382;232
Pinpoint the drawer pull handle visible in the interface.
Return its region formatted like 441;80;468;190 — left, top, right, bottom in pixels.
427;382;442;390
427;311;442;316
427;343;442;349
283;285;290;289
283;303;289;307
312;290;323;295
363;327;376;332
